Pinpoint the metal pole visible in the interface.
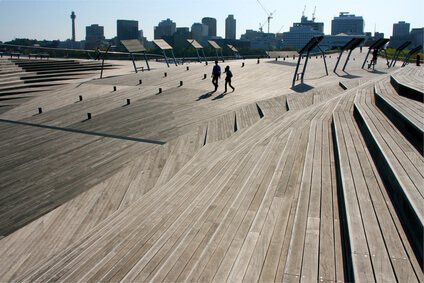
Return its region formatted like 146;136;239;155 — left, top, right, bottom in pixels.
342;49;353;71
143;52;150;71
301;51;311;83
383;49;390;67
171;49;178;66
362;49;371;69
100;45;112;79
196;49;201;63
317;45;328;76
163;50;170;68
201;49;207;63
333;49;344;73
292;54;302;87
130;52;138;73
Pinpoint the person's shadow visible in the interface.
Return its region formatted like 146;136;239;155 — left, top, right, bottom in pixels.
212;92;228;100
196;91;214;101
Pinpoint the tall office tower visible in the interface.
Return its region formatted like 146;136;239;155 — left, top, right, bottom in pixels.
202;17;217;37
85;24;105;49
70;11;76;41
154;18;177;39
410;28;423;51
117;20;139;41
393;21;410;37
331;12;364;35
225;15;236;39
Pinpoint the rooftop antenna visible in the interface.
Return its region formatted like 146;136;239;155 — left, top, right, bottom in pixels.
302;5;306;17
312;6;316;21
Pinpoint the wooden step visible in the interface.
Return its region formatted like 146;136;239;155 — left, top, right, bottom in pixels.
390;66;424;102
374;78;423;153
353;88;424;267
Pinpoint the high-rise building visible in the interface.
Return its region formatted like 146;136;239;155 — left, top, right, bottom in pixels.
173;27;191;48
411;28;424;52
331;12;364;35
117;20;139;41
154;18;177;39
393;21;410;37
202;17;217;37
389;21;413;49
225;15;236;40
191;23;208;42
281;15;324;50
85;24;105;49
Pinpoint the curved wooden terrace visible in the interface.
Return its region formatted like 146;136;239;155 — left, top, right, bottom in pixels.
0;51;423;282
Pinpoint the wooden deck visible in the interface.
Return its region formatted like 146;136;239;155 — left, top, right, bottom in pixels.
0;52;422;282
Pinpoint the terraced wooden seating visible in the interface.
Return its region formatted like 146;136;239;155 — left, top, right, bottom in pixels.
390;66;424;102
375;78;423;153
333;91;422;282
0;126;208;280
354;88;424;265
1;52;423;282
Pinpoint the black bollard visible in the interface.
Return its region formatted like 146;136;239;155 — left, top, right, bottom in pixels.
79;95;83;101
417;54;421;66
242;62;245;67
38;107;42;114
283;57;286;61
164;72;167;77
87;113;91;120
127;99;131;105
205;61;208;65
257;58;260;64
203;74;207;79
180;81;183;87
113;86;117;91
141;67;144;72
275;58;278;61
159;88;162;94
139;79;142;85
186;66;189;71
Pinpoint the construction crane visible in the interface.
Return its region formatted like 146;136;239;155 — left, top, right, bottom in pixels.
256;0;276;34
276;24;285;34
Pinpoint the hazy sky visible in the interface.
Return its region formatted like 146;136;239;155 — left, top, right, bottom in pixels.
0;0;422;42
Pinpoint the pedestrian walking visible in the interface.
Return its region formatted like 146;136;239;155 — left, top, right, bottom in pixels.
211;60;221;92
368;48;378;70
224;65;235;93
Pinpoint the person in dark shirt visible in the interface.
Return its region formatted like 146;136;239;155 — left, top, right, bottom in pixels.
224;65;235;93
211;61;221;92
368;48;378;70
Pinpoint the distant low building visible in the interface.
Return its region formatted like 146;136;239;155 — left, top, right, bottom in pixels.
240;30;276;50
320;34;366;51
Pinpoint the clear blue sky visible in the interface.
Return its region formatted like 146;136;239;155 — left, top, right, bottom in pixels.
0;0;422;42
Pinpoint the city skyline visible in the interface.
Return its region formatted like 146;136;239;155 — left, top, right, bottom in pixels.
0;0;423;42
